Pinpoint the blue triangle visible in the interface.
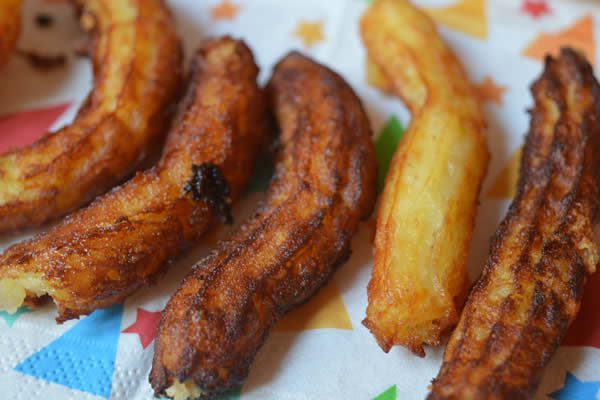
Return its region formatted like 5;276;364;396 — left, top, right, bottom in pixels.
15;304;124;399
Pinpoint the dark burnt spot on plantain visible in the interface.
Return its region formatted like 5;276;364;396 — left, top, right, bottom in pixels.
184;163;233;225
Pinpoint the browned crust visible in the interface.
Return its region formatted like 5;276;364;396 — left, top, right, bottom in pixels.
0;0;182;232
428;48;600;400
0;0;21;68
150;52;378;399
0;37;267;321
361;0;489;356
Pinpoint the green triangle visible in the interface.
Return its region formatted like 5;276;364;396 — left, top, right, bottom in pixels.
375;116;404;192
0;306;30;327
373;385;397;400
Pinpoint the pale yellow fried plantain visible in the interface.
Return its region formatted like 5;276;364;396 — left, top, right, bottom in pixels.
150;52;378;399
0;0;21;68
361;0;490;356
0;0;182;232
428;48;600;400
0;37;267;322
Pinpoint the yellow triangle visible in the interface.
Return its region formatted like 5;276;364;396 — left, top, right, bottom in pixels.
273;281;352;331
425;0;488;40
487;146;522;199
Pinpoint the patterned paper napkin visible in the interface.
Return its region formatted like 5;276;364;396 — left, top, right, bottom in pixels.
1;1;599;399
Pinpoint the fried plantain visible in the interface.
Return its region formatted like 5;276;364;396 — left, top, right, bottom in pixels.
0;37;267;321
150;52;378;399
0;0;182;232
0;0;21;68
361;0;490;356
428;48;600;400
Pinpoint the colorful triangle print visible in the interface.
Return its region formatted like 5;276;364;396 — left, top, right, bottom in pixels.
0;103;70;154
373;385;397;400
0;306;30;327
425;0;488;40
487;146;522;199
548;372;600;400
15;304;124;399
523;15;596;65
273;281;352;332
375;116;404;192
562;268;600;348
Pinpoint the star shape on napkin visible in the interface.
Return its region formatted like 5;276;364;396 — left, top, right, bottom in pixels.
473;76;507;105
293;21;325;48
548;372;600;400
211;0;241;21
521;0;551;19
122;308;162;349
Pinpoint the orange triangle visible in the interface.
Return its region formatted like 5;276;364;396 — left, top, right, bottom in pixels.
425;0;488;40
523;15;596;65
273;281;352;332
487;146;522;199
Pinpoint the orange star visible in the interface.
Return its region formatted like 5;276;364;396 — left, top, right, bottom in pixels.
473;76;507;105
211;0;240;21
293;21;325;48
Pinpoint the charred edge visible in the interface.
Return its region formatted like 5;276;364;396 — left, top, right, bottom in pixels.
184;163;233;224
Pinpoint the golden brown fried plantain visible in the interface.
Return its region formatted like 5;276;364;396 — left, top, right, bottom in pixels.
0;0;182;232
428;48;600;400
0;0;21;68
0;37;267;322
361;0;490;356
150;52;378;400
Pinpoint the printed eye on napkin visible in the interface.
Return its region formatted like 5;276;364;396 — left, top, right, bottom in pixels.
0;0;599;399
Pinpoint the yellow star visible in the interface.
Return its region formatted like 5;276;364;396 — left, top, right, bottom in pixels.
293;20;325;48
211;0;240;21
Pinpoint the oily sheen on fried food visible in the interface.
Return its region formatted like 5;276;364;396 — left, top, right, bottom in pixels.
0;37;267;322
150;52;378;400
361;0;490;356
429;48;600;400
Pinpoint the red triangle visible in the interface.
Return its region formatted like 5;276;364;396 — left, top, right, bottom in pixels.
562;270;600;348
0;103;71;154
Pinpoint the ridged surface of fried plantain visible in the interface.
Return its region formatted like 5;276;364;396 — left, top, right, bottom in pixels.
0;0;182;231
361;0;490;356
0;37;267;322
428;48;600;400
150;52;378;399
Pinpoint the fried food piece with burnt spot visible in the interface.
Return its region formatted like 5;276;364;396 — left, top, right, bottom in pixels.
0;0;182;232
428;48;600;400
150;52;378;400
0;37;267;322
361;0;490;356
0;0;21;68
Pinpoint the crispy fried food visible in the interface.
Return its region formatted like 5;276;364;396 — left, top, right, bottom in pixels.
150;52;378;399
361;0;490;356
0;0;182;232
0;0;21;68
0;37;267;322
428;48;600;400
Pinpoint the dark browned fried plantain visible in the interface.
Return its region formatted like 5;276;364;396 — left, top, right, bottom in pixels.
0;0;182;232
150;52;378;399
0;37;267;322
0;0;21;68
428;48;600;400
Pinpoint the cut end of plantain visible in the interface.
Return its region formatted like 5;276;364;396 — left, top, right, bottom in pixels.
165;379;204;400
0;275;48;314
